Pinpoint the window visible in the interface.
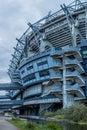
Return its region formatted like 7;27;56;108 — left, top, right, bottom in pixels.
23;73;35;83
21;70;25;74
27;65;33;71
83;51;87;55
37;61;47;66
39;70;49;77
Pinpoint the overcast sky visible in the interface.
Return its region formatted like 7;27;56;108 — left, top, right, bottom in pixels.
0;0;74;84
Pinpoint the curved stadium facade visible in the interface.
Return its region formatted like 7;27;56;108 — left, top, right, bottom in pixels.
8;0;87;115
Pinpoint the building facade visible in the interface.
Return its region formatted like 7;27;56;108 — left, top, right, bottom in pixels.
8;0;87;115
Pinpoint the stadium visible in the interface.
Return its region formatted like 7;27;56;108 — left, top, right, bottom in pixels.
6;0;87;115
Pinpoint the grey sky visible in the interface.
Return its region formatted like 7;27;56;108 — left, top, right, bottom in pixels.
0;0;73;83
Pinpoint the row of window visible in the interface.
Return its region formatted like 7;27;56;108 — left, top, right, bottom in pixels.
23;73;35;83
37;60;47;66
23;85;42;97
23;69;50;83
21;60;48;74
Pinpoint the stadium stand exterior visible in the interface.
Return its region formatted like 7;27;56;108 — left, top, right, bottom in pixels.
5;0;87;115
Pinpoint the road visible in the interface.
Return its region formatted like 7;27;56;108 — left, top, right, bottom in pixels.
0;116;18;130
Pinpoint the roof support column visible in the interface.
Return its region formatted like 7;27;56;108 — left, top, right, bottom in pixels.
71;20;80;47
71;23;77;47
61;2;83;47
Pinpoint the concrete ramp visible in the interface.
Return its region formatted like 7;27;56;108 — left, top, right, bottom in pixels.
0;83;23;90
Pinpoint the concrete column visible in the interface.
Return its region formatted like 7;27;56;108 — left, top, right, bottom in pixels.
67;94;74;107
62;53;67;108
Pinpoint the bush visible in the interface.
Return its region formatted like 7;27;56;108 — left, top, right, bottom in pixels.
51;103;87;122
55;109;66;116
64;103;87;122
40;110;54;118
27;122;38;130
54;115;65;119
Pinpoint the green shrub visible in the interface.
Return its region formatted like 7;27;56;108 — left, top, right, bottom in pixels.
27;121;38;130
40;110;54;118
52;103;87;122
64;103;87;122
55;109;66;116
54;115;65;119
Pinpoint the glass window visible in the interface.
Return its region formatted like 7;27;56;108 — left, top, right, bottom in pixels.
83;51;87;55
23;73;35;83
81;47;87;58
21;70;25;74
27;65;33;70
39;70;49;77
37;61;47;66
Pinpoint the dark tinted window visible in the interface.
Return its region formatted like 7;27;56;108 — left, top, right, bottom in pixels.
23;74;35;83
21;70;25;74
39;70;49;77
37;61;47;66
27;65;33;70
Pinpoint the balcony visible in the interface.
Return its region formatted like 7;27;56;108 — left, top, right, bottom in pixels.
50;48;63;57
12;78;22;85
41;85;62;97
50;73;62;80
65;59;84;73
11;71;20;79
49;61;62;68
64;46;80;55
66;71;85;85
66;83;85;98
64;46;81;60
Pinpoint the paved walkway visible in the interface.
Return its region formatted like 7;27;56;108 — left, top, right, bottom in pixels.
0;116;18;130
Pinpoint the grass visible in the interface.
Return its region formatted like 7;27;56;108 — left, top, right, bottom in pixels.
8;118;29;130
53;115;65;120
8;118;63;130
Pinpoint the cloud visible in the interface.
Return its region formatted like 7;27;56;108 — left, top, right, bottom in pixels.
0;0;73;84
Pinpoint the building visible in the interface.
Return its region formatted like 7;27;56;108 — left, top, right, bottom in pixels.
7;0;87;115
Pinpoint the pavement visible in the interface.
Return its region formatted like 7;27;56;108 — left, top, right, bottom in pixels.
0;116;18;130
